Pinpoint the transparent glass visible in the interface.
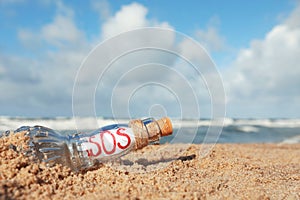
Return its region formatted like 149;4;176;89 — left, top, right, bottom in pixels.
14;117;172;171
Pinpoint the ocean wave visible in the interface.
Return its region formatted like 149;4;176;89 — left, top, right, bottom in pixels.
0;116;127;131
279;135;300;144
171;118;300;128
234;126;259;133
1;116;300;131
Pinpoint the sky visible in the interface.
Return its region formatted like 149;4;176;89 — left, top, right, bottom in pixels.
0;0;299;119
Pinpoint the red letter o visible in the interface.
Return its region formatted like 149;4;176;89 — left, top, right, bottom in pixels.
100;131;116;155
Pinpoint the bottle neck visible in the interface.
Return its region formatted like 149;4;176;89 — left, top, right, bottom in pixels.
142;118;162;143
128;118;162;149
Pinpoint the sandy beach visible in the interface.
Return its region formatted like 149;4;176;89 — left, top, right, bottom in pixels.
0;131;299;199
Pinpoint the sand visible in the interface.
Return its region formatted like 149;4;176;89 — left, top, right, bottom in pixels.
0;131;299;200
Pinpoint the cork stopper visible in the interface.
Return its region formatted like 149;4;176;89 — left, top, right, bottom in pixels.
156;117;173;136
129;117;173;150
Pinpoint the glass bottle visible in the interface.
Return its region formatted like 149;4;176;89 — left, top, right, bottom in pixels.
14;117;172;171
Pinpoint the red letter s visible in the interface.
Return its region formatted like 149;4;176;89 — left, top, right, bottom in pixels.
116;128;131;149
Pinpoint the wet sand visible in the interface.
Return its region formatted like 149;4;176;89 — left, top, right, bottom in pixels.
0;131;299;199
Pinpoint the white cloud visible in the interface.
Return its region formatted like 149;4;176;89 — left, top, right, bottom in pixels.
41;14;85;47
0;1;89;116
100;3;172;40
74;2;174;88
195;16;227;52
18;1;85;49
2;2;179;117
101;3;148;39
224;4;300;117
0;62;5;76
74;3;178;119
91;0;111;20
2;1;223;119
285;3;300;28
196;26;226;52
18;29;37;48
2;1;299;119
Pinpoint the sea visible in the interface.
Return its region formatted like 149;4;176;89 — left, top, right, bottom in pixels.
1;116;300;144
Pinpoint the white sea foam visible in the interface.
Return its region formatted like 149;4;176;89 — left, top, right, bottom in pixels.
0;116;126;131
1;116;300;131
226;118;300;128
172;118;300;129
235;126;259;133
279;135;300;144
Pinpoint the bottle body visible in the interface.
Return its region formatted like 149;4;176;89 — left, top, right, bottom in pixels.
16;117;172;171
72;124;136;171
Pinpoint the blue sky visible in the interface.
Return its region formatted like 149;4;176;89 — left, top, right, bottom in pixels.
0;0;299;118
1;1;295;51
